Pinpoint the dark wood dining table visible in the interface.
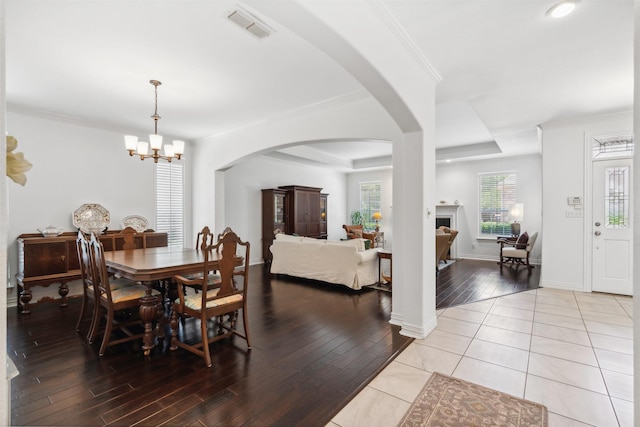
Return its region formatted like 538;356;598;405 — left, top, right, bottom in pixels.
104;246;216;356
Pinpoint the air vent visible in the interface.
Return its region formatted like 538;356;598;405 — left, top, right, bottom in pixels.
227;8;274;40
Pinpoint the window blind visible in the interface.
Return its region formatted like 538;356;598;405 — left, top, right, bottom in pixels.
359;182;381;230
478;172;517;235
156;163;184;247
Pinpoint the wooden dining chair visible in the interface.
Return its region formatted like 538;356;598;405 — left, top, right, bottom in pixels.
77;231;140;342
182;226;218;296
170;228;251;367
75;231;99;339
195;226;215;251
88;233;161;355
121;226;138;250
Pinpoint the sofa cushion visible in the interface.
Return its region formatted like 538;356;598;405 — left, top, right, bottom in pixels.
301;236;326;245
275;233;304;242
326;238;365;252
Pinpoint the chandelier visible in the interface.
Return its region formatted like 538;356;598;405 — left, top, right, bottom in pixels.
124;80;184;163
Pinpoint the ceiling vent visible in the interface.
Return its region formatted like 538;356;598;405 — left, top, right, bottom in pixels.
227;8;274;40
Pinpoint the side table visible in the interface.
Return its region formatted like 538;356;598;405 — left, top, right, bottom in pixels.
376;250;392;291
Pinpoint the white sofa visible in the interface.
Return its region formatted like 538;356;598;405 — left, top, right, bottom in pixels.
269;234;380;290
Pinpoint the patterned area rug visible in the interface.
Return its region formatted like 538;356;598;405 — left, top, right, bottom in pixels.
399;372;548;427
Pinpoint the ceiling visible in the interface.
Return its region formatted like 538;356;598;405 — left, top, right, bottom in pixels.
6;1;634;171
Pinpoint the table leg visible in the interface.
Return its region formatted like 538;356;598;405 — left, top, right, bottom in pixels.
19;286;32;314
139;285;158;356
58;282;69;307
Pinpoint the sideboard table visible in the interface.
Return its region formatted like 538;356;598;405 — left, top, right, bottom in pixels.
16;230;167;314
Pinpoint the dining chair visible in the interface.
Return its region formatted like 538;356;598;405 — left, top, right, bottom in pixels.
75;231;100;339
195;226;215;250
88;233;161;355
170;228;251;367
182;226;218;296
121;226;138;250
77;231;140;342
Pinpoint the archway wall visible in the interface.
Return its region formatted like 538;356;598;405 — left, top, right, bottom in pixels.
191;92;403;233
192;0;440;338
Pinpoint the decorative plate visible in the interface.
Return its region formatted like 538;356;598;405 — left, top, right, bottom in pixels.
73;203;111;234
121;215;149;233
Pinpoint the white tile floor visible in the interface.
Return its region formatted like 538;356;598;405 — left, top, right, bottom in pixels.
328;288;634;427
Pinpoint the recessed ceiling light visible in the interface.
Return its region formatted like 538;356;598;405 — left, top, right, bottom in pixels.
546;1;578;18
445;159;452;163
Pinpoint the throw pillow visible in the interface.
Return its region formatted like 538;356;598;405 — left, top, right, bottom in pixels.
353;229;363;238
516;232;529;249
364;239;371;250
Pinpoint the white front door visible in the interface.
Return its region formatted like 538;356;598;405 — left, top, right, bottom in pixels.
592;157;633;295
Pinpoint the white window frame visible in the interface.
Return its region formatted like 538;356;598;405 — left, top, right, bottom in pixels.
359;182;382;231
478;171;517;236
156;162;184;247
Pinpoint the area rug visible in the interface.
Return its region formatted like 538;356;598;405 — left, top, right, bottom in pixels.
398;372;548;427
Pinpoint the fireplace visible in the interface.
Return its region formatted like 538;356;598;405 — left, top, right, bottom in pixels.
435;217;451;229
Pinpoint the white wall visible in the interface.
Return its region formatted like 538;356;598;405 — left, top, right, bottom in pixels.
190;93;402;239
435;154;542;262
540;111;633;291
6;111;191;303
222;155;347;265
346;168;393;247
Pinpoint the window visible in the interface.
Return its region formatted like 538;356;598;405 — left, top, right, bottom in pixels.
359;182;381;230
605;166;630;228
478;172;517;235
592;134;634;160
156;163;184;247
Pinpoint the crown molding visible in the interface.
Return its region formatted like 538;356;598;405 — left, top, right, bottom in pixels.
194;89;372;143
369;0;442;84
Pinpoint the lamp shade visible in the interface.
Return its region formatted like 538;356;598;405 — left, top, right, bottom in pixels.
125;135;138;151
511;203;524;222
372;212;382;221
172;140;185;155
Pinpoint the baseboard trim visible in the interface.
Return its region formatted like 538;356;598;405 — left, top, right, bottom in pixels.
538;280;586;292
399;316;437;339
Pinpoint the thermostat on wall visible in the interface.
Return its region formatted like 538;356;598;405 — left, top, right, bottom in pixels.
567;196;582;205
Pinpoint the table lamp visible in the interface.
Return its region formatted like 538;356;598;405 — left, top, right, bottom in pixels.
510;203;524;236
372;212;382;232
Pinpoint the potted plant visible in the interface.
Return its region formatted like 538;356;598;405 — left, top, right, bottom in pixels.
350;210;363;226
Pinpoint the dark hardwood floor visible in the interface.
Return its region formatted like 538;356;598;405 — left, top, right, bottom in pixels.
9;266;410;427
9;259;539;426
436;258;541;309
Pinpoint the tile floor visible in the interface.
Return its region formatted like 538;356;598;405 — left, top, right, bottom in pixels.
328;288;634;427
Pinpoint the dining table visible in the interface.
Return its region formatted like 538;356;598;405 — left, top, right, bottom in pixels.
104;246;217;356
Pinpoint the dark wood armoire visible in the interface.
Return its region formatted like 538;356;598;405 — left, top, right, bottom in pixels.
261;185;328;262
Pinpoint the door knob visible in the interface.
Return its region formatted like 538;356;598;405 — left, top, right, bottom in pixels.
594;222;601;227
594;231;601;236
